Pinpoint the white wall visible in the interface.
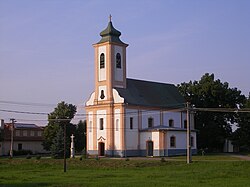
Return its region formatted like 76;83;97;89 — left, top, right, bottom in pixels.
98;46;106;81
125;109;138;150
163;112;181;127
141;110;160;129
1;141;47;155
166;131;196;149
140;131;159;150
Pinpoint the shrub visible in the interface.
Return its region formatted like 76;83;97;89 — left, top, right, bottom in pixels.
95;155;100;161
160;157;166;162
13;150;32;156
36;155;41;160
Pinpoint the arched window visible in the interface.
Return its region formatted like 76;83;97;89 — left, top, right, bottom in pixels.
89;121;92;132
169;119;174;127
100;118;104;130
148;117;153;128
130;117;133;129
116;119;119;131
116;53;121;68
100;53;105;69
170;136;176;147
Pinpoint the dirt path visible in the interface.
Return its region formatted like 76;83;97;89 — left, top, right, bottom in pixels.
230;154;250;161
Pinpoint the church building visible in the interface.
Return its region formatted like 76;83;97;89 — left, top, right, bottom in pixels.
85;18;197;157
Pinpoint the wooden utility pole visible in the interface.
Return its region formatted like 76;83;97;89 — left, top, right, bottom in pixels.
10;118;16;158
64;121;66;172
186;102;192;164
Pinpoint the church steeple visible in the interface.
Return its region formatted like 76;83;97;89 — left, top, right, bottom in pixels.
97;16;126;45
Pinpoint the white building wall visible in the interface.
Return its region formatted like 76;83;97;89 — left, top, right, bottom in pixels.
114;45;123;82
163;112;181;128
139;131;159;150
88;112;93;150
98;46;106;81
96;110;107;147
166;131;197;149
141;110;161;129
114;109;121;150
1;141;47;155
125;109;138;150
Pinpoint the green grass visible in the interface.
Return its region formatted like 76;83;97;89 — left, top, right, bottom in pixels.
0;156;249;187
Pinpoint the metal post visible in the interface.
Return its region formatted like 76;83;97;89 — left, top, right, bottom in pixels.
186;102;192;164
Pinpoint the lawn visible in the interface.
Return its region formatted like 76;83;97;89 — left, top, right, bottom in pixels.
0;156;249;187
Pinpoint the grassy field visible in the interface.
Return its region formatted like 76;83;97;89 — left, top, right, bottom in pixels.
0;155;250;187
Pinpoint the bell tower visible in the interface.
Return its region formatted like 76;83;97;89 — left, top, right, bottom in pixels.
92;16;128;104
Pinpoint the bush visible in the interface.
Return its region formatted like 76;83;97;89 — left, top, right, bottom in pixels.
95;155;100;161
36;155;41;160
125;158;130;161
161;157;166;162
13;150;32;156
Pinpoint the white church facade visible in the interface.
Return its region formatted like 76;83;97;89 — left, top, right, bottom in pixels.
85;19;197;157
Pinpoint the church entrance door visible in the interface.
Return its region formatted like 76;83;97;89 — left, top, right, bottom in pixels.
147;141;153;156
98;142;105;156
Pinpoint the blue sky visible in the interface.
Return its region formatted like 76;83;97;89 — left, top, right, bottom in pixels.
0;0;250;124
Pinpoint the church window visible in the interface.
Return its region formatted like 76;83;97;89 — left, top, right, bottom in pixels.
130;117;133;129
100;53;105;69
169;119;174;127
116;119;119;131
100;118;104;130
184;120;187;129
89;121;92;132
100;90;105;99
170;136;176;147
148;117;153;128
191;136;194;147
116;53;121;68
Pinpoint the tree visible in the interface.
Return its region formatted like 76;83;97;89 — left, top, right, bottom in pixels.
232;94;250;151
50;126;65;158
178;73;245;151
42;101;77;153
75;120;86;153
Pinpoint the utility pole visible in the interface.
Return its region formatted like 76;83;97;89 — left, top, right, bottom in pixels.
64;121;66;172
186;102;192;164
10;118;16;158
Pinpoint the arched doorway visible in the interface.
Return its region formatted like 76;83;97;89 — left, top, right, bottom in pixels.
98;142;105;156
147;140;153;156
